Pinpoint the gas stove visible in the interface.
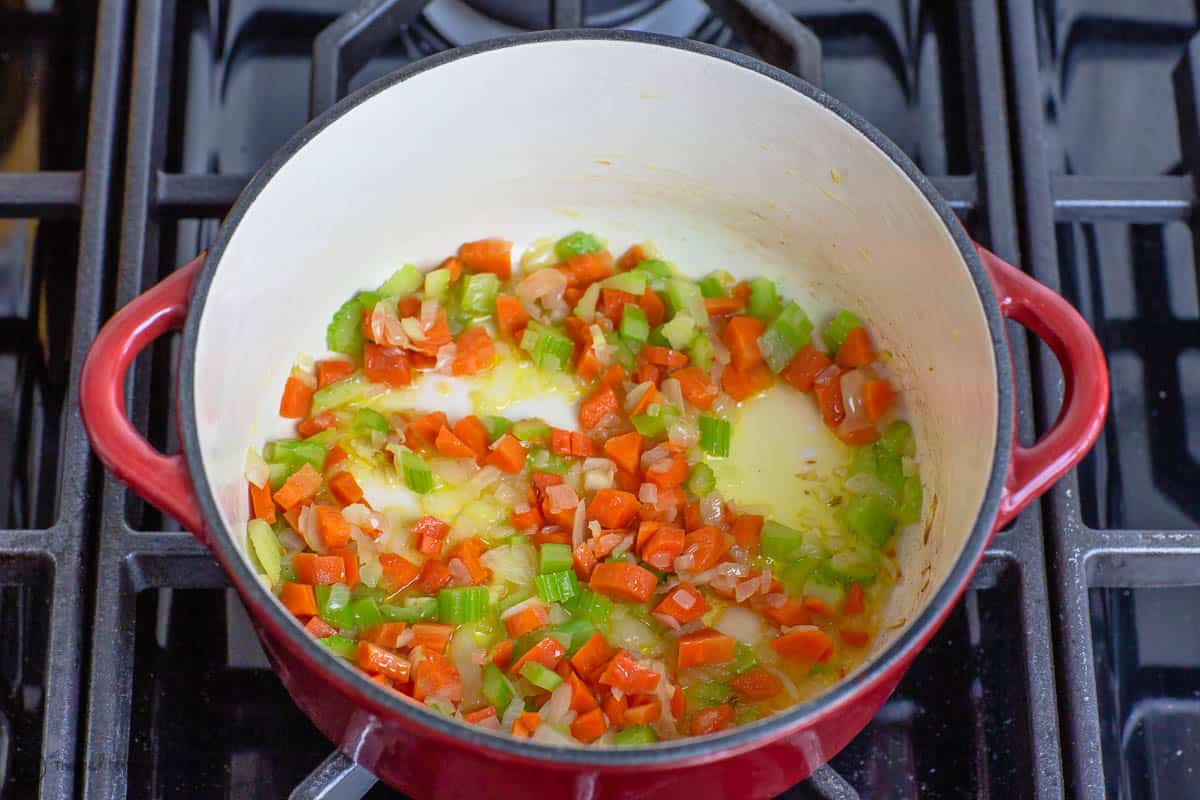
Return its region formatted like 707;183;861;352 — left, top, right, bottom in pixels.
0;1;1195;798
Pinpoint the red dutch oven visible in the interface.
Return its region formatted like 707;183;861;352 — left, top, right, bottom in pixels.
79;32;1108;799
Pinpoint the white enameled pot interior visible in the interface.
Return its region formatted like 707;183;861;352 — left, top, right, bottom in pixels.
192;39;997;676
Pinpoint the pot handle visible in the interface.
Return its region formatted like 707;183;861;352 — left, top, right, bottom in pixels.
975;245;1109;528
79;255;207;540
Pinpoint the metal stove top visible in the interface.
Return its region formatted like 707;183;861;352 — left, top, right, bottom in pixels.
0;1;1195;798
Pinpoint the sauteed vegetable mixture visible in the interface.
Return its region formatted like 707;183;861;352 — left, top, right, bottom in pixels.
243;232;923;745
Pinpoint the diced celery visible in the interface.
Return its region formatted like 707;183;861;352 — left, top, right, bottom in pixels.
268;440;326;474
320;635;358;659
377;264;422;298
535;570;580;603
761;520;805;562
803;569;846;609
879;420;915;458
520;661;564;691
539;543;573;574
843;494;897;548
527;447;569;475
381;596;438;622
825;548;881;585
521;321;573;371
268;461;292;491
660;312;696;351
620;304;650;343
850;443;879;476
438;586;490;624
876;452;904;492
646;325;670;348
758;301;813;373
326;297;366;356
698;274;727;298
311;375;370;414
687;332;714;373
735;705;763;725
634;258;673;279
351;596;385;630
315;583;355;630
356;291;382;310
613;725;658;745
354;407;389;435
601;271;647;296
747;278;782;321
555;231;604;261
608;333;637;371
247;519;281;586
302;429;337;449
482;663;516;711
666;278;706;324
779;557;820;596
401;450;435;494
898;475;923;524
823;310;862;356
482;416;512;441
554;617;597;655
563;589;613;624
732;642;757;674
685;680;733;707
687;462;716;496
512;419;551;443
460;272;500;316
698;416;731;457
424;267;452;301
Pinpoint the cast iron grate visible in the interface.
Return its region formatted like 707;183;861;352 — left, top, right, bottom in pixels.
82;0;1063;798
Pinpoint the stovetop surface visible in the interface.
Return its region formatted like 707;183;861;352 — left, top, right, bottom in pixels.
2;1;1199;798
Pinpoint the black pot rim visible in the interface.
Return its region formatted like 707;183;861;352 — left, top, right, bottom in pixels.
178;29;1013;768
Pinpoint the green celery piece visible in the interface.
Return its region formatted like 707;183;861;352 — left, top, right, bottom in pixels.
320;635;358;659
381;596;438;623
278;553;297;584
269;440;326;474
351;584;388;601
267;461;292;491
438;586;489;624
687;462;716;496
601;271;647;296
521;321;573;371
539;543;573;574
634;258;673;278
606;332;637;371
351;596;385;630
735;705;763;726
758;301;814;373
311;375;370;414
527;447;569;475
631;414;665;438
512;418;551;443
326;297;366;356
876;452;905;493
555;231;604;261
843;494;897;548
879;420;915;458
354;407;389;435
687;333;714;373
564;589;613;624
732;642;757;674
761;520;805;562
825;548;881;585
553;617;598;656
401;450;435;494
356;291;382;310
520;661;564;691
850;443;879;476
315;583;356;630
613;725;658;745
746;278;782;321
483;416;512;441
377;264;422;298
823;310;862;356
482;663;516;711
620;304;650;343
659;312;696;351
247;520;281;586
423;267;452;301
779;557;820;596
698;415;731;457
898;475;923;524
803;569;846;609
697;274;727;298
535;570;580;603
685;680;733;708
666;278;706;325
460;272;500;317
302;429;337;449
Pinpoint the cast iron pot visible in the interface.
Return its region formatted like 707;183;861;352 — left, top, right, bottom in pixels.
79;31;1108;800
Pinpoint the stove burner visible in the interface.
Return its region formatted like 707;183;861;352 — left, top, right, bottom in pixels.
425;0;710;45
462;0;665;28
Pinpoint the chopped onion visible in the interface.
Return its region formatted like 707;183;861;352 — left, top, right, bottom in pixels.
638;483;658;504
641;444;671;470
610;686;624;701
759;567;773;594
729;545;749;564
714;606;765;644
395;628;414;648
841;369;868;419
244;447;268;489
400;316;425;342
501;697;526;730
715;561;749;579
674;553;696;573
596;532;624;554
471;648;489;666
676;619;706;637
734;577;761;603
612;534;635;556
516;266;568;311
700;492;724;526
540;682;574;726
667;421;698;448
296;505;325;554
661;377;683;408
709;573;737;593
370;302;409;348
674;589;696;610
762;592;788;608
765;666;800;699
652;612;681;630
572;501;587;548
435;343;457;374
421;298;439;326
500;596;545;620
469;465;503;492
277;528;305;555
648;458;673;475
448;558;472;586
476;716;502;732
426;696;456;716
625;381;653;413
546;484;579;513
588;520;602;538
532;722;578;746
711;335;731;365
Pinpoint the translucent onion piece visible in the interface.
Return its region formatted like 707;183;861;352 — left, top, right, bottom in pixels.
700;492;724;526
572;500;587;548
638;483;658;504
244;447;268;489
516;267;568;311
545;484;579;513
641;444;671;470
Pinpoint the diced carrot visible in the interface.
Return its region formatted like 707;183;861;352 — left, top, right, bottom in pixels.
408;309;454;357
641;525;685;570
249;480;276;523
274;463;322;511
518;711;541;734
490;639;514;669
416;559;453;594
293;552;347;585
603;692;628;729
362;342;413;387
599;288;639;325
363;622;408;648
438;255;464;283
731;514;764;549
616;243;648;271
672;366;718;410
587;489;640;528
571;431;597;457
397;296;422;318
328;471;363;506
532;472;563;490
803;596;837;618
571;632;616;681
813;368;845;427
406;411;448;449
840;627;871;647
356;641;412;682
570;708;608;743
835;326;873;368
324;445;348;473
720;362;774;401
509;636;566;676
653;583;709;625
550;427;573;456
453;325;495;375
279;376;314;419
409;351;438;369
314;506;351;548
862;379;895;422
601;432;643;476
615;469;641;494
495;294;529;340
704;296;745;317
316;359;355;389
683;501;702;532
722;316;765;370
590;561;658;603
762;598;810;627
635;362;662;386
844;582;866;616
771;627;834;669
504;602;550;638
629;383;659;417
412;652;462;702
579;384;620;430
690;704;735;736
780;345;832;392
837;420;880;447
601;363;626;387
683;526;731;573
597;649;661;693
511;506;544;531
559;250;614;289
458;238;512;279
411;622;455;654
453;415;491;460
485;433;527;473
304;616;336;638
573;542;598;581
589;531;628;560
531;529;570;548
360;306;375;342
463;706;498;725
435;425;477;459
641;345;688;369
297;410;338;439
623;699;662;726
379;553;420;593
449;537;491;585
639;288;666;326
670;684;686;719
282;506;303;533
575;346;602;381
676;628;736;670
730;666;782;701
644;455;689;490
412;515;450;556
280;582;318;617
567;669;599;713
